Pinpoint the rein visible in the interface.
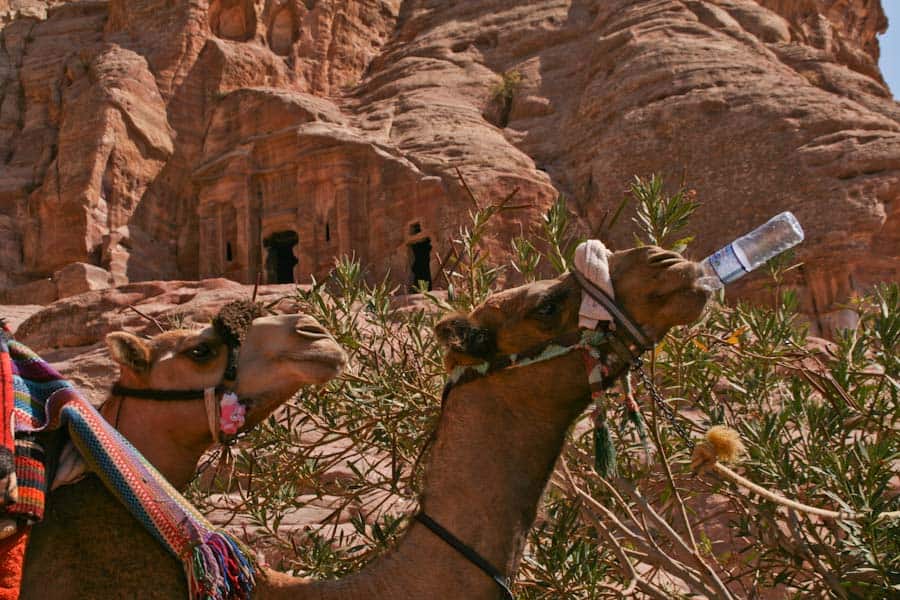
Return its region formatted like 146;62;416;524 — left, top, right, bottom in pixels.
415;513;515;600
423;267;655;600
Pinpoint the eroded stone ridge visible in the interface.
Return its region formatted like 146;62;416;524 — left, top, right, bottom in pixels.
1;0;897;334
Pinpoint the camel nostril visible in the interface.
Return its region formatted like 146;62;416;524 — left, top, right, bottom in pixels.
296;324;330;339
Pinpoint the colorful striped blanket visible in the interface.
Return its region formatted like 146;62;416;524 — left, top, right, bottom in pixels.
0;324;255;600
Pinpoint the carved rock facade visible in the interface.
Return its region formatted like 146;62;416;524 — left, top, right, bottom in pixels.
1;0;898;333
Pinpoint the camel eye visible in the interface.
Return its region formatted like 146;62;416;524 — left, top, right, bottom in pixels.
187;343;214;362
533;300;560;318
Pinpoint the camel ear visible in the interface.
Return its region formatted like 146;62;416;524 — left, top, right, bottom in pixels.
435;313;495;358
106;332;151;373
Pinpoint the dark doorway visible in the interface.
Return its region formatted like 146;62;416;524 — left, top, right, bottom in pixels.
264;230;299;284
410;238;432;292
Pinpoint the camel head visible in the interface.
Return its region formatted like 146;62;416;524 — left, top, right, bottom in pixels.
101;302;346;485
436;245;710;399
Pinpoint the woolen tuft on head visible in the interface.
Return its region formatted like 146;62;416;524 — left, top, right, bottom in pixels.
213;301;265;347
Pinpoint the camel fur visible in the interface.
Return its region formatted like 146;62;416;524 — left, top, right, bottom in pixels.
20;311;346;599
258;245;710;599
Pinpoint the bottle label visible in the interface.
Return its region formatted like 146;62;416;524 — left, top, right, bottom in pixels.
707;244;747;284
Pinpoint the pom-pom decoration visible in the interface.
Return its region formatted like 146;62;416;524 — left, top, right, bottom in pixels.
691;425;745;472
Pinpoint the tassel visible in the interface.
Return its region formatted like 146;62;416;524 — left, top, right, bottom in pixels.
624;405;651;459
621;372;650;459
593;416;617;478
188;532;255;600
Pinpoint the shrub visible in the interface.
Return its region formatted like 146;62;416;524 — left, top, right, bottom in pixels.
490;69;522;127
189;176;899;598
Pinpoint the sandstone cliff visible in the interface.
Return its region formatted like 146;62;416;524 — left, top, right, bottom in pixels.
1;0;898;333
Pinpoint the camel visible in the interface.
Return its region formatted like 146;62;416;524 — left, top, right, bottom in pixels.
253;244;711;599
19;244;708;599
19;303;347;600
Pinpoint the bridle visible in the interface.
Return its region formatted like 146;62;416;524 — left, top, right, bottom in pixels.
108;301;262;444
110;347;241;445
110;373;239;446
419;268;655;600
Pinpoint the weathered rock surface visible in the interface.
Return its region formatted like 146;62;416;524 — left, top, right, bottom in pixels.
0;261;113;303
52;261;112;299
1;0;898;334
14;278;300;352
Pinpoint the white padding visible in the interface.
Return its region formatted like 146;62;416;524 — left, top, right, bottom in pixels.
205;387;220;444
51;441;87;490
574;240;615;330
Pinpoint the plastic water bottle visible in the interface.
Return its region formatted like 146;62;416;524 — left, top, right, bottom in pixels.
698;211;804;290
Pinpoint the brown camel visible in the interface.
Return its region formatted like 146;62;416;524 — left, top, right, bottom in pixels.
20;306;347;599
255;245;710;599
21;245;707;599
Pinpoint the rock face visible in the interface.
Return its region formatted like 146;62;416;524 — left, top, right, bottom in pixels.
1;0;898;332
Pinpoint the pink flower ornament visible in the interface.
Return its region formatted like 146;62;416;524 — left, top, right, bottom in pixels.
219;392;246;436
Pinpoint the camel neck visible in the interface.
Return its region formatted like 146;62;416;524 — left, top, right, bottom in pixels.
260;353;591;600
405;356;590;597
101;395;212;489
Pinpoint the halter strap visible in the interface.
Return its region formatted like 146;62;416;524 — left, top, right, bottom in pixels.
441;331;583;404
571;267;653;354
205;387;221;444
109;385;221;401
415;513;514;600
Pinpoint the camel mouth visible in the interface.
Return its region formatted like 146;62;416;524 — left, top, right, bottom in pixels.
280;345;348;378
234;355;338;430
289;356;347;383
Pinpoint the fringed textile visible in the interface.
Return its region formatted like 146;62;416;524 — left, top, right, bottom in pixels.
0;331;255;600
0;319;17;508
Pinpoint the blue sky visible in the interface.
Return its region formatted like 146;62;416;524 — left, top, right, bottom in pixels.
880;3;899;97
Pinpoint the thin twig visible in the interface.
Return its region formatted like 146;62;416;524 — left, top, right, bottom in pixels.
455;167;481;209
707;463;900;522
252;272;262;303
644;376;700;555
126;305;165;333
787;510;848;599
617;479;735;600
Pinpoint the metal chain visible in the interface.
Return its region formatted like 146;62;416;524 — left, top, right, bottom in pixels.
631;357;696;450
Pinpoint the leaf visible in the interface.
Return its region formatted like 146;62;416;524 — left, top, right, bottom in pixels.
672;235;695;253
724;326;749;345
